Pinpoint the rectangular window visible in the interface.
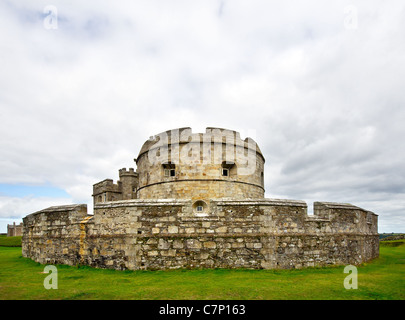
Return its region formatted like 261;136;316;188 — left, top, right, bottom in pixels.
165;169;176;177
222;168;229;176
197;206;203;212
163;163;176;177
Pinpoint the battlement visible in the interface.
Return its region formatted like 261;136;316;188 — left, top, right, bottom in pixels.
92;179;121;194
137;127;264;161
119;167;137;177
93;168;139;205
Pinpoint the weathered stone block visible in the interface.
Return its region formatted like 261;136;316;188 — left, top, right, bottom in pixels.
148;250;159;256
216;226;227;233
168;226;178;233
173;240;184;249
204;241;217;249
185;227;195;234
186;239;202;249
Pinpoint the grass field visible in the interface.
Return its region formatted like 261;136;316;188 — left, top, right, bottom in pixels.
0;236;404;300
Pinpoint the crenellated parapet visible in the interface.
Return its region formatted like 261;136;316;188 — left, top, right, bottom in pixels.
119;167;137;176
92;168;139;205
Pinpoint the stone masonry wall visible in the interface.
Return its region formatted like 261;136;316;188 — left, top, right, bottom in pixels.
137;180;264;200
22;199;379;270
22;204;90;265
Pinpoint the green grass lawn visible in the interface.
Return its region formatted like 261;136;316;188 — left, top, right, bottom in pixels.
0;238;404;300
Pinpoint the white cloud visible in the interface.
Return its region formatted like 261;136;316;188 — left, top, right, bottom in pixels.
0;196;74;219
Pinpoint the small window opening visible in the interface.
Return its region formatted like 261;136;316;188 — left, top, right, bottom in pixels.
221;161;235;177
163;162;176;177
165;168;176;176
193;200;208;215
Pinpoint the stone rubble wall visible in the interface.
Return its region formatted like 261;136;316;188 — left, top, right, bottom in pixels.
22;204;89;265
22;199;379;270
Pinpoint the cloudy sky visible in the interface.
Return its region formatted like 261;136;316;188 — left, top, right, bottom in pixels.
0;0;404;233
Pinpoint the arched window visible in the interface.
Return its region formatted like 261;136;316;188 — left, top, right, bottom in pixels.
192;200;208;216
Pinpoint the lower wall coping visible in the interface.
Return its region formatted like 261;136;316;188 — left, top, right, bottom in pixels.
26;204;87;217
215;198;308;207
95;198;308;209
315;202;377;215
94;199;375;211
305;217;330;222
94;199;191;209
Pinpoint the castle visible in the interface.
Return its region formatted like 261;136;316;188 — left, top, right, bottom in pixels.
7;222;23;237
22;127;379;270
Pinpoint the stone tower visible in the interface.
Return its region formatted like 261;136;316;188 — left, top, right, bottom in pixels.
118;168;138;200
135;127;265;200
92;127;265;206
92;168;138;205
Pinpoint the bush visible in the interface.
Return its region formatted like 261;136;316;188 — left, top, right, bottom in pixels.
0;235;22;247
379;240;405;247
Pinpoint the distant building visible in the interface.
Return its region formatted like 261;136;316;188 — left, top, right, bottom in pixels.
8;222;23;237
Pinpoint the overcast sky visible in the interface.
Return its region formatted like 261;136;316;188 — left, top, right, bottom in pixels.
0;0;404;233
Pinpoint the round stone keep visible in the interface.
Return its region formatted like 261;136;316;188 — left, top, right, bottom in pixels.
135;127;265;200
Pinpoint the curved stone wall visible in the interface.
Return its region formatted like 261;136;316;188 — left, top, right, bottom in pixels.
136;179;264;200
135;127;265;200
22;200;379;270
